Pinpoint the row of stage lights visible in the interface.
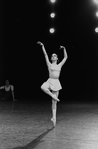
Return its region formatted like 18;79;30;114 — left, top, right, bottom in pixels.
94;0;98;33
48;0;98;34
49;0;56;34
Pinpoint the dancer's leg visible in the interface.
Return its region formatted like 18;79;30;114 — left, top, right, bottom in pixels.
41;83;59;102
51;91;59;127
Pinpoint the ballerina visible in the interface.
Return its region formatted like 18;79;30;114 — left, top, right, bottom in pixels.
37;41;68;127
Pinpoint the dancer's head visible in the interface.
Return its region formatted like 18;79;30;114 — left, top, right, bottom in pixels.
51;53;58;63
5;80;9;86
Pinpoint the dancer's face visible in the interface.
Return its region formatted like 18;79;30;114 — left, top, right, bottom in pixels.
51;53;58;62
5;80;9;86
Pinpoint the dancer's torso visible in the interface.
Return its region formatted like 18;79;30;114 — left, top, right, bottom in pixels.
5;85;11;91
48;64;61;79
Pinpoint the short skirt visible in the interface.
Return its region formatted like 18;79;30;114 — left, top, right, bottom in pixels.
41;78;62;91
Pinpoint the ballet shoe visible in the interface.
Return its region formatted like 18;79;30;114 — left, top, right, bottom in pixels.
51;117;56;127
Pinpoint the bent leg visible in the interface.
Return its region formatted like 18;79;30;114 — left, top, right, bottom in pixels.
41;82;59;101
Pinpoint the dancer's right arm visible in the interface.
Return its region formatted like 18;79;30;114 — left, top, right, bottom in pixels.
37;41;51;66
0;86;4;89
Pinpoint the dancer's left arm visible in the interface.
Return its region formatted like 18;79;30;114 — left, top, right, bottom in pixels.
58;46;68;67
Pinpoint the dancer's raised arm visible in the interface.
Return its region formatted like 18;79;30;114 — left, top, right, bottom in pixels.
58;45;68;67
37;41;51;66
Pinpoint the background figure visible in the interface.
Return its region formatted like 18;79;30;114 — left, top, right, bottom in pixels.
0;80;15;101
37;41;68;127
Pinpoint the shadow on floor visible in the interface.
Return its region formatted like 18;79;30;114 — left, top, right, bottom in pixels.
11;127;54;149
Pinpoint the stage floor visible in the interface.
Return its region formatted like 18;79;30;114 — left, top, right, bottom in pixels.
0;100;98;149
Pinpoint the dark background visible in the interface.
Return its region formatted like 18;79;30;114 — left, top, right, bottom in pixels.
1;0;98;103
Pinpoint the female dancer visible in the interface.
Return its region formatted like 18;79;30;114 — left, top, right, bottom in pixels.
37;41;68;127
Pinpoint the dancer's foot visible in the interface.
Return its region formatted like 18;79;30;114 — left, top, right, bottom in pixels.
52;94;60;102
51;117;56;127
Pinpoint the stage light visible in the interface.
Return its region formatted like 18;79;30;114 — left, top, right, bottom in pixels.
49;28;55;33
50;0;56;3
95;27;98;32
96;11;98;16
50;13;55;18
94;0;98;4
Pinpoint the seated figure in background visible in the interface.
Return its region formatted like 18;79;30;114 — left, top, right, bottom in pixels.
0;80;15;101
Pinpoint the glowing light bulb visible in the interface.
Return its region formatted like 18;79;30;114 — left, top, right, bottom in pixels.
49;28;55;33
50;0;56;3
95;27;98;33
50;13;55;18
96;11;98;17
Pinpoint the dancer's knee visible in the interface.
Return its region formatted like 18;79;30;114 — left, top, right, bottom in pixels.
41;83;49;91
41;84;43;90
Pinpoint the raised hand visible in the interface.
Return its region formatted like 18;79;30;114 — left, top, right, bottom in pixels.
37;41;44;46
60;45;65;49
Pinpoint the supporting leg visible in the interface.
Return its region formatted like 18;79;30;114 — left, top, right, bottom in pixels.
51;91;59;127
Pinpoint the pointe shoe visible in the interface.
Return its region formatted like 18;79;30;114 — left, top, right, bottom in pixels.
51;117;56;127
52;94;60;102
